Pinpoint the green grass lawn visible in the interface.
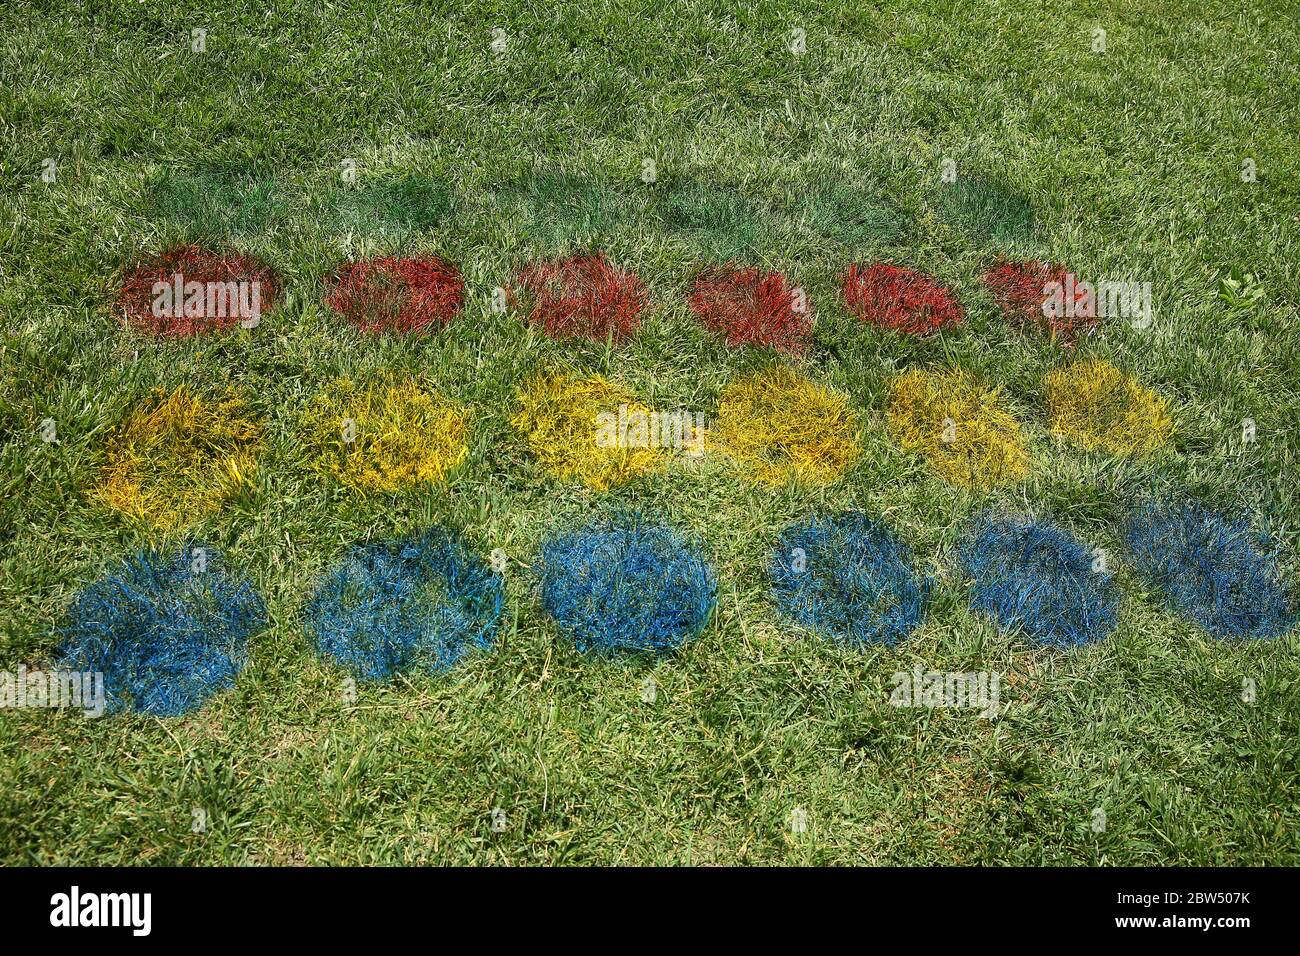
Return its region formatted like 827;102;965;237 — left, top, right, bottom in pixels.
1;0;1298;865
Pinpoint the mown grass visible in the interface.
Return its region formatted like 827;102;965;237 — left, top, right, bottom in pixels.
0;0;1297;865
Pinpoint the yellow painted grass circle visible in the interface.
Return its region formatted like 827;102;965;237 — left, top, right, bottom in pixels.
712;365;861;485
96;386;260;528
511;372;664;490
303;377;469;493
1045;359;1172;456
887;367;1028;488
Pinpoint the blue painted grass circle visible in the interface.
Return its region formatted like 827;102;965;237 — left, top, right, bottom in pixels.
306;528;504;680
58;542;265;716
539;517;716;655
769;511;929;647
958;514;1118;647
1125;499;1294;639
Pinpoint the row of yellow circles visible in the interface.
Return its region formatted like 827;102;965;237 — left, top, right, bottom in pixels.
94;359;1172;528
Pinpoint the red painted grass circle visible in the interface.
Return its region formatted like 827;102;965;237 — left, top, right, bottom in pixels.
118;245;281;338
981;260;1097;345
841;263;964;336
514;252;647;343
326;256;466;334
687;265;812;355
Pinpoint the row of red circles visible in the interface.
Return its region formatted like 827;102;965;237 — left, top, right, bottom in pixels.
118;245;1095;349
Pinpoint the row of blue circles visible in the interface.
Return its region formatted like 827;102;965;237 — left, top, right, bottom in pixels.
54;500;1294;715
